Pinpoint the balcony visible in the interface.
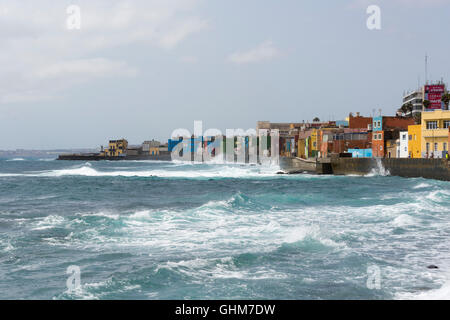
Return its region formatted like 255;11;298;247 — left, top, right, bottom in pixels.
422;128;449;138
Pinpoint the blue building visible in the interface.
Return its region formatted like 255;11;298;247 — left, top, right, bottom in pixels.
348;148;373;158
373;116;382;132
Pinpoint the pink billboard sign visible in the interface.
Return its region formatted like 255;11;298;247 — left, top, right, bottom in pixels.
424;84;445;110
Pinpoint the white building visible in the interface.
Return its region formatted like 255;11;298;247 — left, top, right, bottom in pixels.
399;131;409;158
402;89;423;117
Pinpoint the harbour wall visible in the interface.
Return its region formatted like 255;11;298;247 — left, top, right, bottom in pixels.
280;156;450;181
330;158;450;181
279;157;332;174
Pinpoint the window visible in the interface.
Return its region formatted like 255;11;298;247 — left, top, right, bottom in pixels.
409;135;412;141
426;121;438;129
444;120;450;129
377;121;381;128
444;143;448;152
426;143;430;153
402;134;407;140
434;143;438;152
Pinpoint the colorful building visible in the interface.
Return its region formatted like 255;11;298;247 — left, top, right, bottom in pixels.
386;139;399;158
421;110;450;158
105;139;128;157
143;140;161;155
399;131;408;158
297;131;312;159
348;113;372;130
408;125;422;158
310;129;319;157
348;148;373;158
372;116;415;158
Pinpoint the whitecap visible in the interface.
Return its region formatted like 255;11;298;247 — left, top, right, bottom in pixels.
414;183;431;189
398;280;450;300
392;214;418;228
31;215;65;230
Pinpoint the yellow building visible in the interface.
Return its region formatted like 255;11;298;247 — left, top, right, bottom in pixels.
310;129;318;157
142;140;161;155
105;139;128;157
297;138;306;158
421;110;450;158
408;125;422;158
149;147;159;156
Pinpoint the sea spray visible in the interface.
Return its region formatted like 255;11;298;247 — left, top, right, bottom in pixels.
367;158;390;176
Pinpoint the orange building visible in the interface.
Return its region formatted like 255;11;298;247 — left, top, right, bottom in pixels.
372;116;415;158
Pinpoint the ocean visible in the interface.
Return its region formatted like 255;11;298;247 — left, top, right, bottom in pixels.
0;158;449;300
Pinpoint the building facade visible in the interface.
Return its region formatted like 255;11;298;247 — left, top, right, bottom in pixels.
408;125;422;158
143;140;161;155
348;113;372;130
372;116;415;158
421;110;450;158
105;139;128;157
402;89;423;116
399;131;408;158
386;139;399;158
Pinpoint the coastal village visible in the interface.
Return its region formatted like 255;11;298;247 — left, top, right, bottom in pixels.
264;81;450;161
60;80;450;164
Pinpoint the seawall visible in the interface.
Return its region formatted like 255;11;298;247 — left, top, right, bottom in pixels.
280;156;450;181
279;157;332;174
331;158;450;181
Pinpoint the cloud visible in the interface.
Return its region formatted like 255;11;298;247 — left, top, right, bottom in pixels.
159;18;208;49
0;0;206;104
348;0;450;9
228;41;281;64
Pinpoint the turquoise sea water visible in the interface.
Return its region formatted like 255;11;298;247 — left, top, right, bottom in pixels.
0;158;449;299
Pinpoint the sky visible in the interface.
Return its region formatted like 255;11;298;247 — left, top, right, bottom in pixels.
0;0;450;149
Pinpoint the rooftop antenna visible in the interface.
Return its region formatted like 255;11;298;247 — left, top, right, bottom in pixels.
425;54;428;85
378;108;382;116
372;108;376;118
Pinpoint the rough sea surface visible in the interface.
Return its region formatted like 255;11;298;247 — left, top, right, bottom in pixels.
0;158;449;300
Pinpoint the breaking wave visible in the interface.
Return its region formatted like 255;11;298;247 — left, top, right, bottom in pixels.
1;164;284;179
1;159;450;299
366;158;390;176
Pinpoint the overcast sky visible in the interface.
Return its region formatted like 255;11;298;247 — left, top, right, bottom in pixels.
1;0;450;149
